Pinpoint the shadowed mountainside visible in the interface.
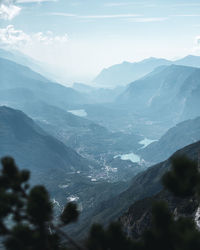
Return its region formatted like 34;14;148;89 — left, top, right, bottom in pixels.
78;140;200;238
118;65;200;124
139;116;200;165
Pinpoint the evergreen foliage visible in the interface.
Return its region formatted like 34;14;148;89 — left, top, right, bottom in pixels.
1;154;200;250
86;155;200;250
0;157;80;250
162;156;200;197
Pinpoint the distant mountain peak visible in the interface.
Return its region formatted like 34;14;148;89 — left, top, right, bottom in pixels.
93;54;200;88
0;57;89;108
94;57;171;87
182;54;199;59
174;55;200;67
122;61;132;64
141;57;159;62
118;63;200;125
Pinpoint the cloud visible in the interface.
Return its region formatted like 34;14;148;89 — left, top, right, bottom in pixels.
0;0;21;20
195;36;200;46
0;0;15;4
0;0;56;20
80;14;141;19
126;17;168;22
104;2;155;7
105;2;137;7
48;12;77;17
171;3;200;7
49;12;141;19
172;14;200;17
17;0;57;3
48;13;166;21
32;31;68;45
0;25;30;47
188;36;200;54
0;25;68;48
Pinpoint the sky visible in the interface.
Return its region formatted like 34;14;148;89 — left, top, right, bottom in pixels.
1;0;200;84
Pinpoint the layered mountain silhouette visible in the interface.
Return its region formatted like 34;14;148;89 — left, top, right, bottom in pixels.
83;140;200;234
118;64;200;124
2;48;200;242
94;55;200;87
0;90;143;180
0;106;132;239
73;82;126;103
0;57;89;109
94;57;171;87
0;48;59;81
175;55;200;68
0;106;95;186
139;116;200;164
0;56;144;181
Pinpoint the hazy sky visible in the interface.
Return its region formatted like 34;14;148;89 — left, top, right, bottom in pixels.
1;0;200;84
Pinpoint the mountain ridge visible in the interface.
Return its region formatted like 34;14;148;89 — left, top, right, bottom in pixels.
139;116;200;165
94;55;200;88
0;57;90;109
81;140;200;235
0;106;95;182
117;64;200;125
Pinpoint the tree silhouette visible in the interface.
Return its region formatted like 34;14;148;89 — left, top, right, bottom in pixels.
0;157;81;250
86;222;134;250
87;155;200;250
1;154;200;250
162;155;200;197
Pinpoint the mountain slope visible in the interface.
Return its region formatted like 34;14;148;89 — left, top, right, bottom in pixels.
118;64;200;124
0;106;133;239
0;93;144;182
0;106;94;185
120;189;198;240
84;140;200;231
139;116;200;165
94;57;171;87
73;82;126;103
0;57;89;109
175;55;200;68
0;69;145;181
0;48;59;81
93;55;200;88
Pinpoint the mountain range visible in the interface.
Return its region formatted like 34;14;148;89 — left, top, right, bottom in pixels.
139;116;200;165
118;64;200;126
0;106;95;188
18;100;144;182
0;48;60;82
0;57;89;109
94;55;200;88
82;140;200;236
1;48;200;242
79;64;200;138
119;188;198;240
0;106;132;239
73;82;126;103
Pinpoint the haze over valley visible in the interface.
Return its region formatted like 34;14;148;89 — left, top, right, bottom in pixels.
1;0;200;246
